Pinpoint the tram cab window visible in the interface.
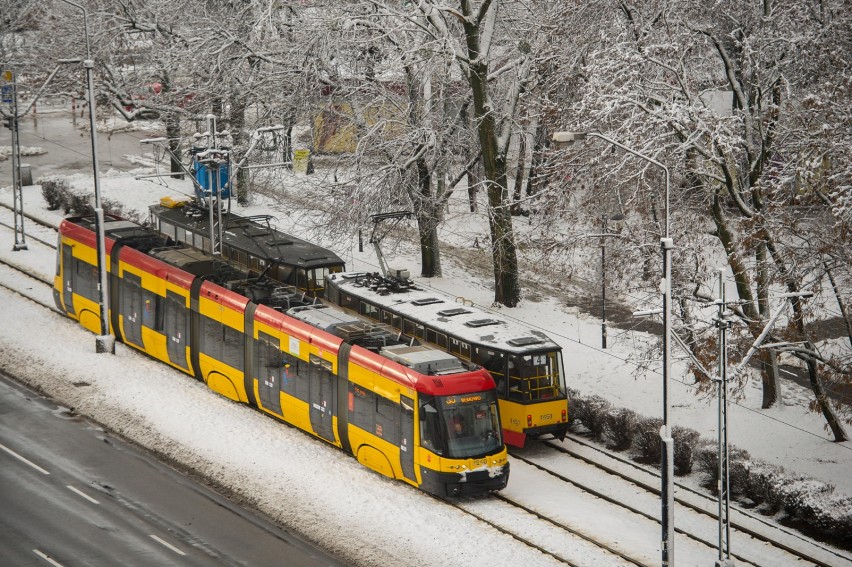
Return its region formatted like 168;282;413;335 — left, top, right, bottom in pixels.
418;396;443;455
508;352;563;401
439;392;502;458
296;269;308;291
312;268;329;291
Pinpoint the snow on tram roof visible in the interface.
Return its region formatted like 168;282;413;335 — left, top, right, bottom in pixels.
329;272;562;355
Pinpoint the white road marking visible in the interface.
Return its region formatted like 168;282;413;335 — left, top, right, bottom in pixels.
66;485;100;504
0;442;50;475
149;534;187;556
33;549;65;566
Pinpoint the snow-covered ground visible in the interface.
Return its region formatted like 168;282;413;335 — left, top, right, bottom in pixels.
1;111;850;565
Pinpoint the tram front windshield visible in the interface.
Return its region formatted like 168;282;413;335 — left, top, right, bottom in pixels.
419;391;502;459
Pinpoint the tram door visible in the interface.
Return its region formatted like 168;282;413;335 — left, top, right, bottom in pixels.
164;290;188;370
121;272;144;347
400;395;416;482
61;245;75;315
309;355;335;442
255;332;282;415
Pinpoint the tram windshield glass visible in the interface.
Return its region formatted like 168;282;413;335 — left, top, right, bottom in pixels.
506;350;565;402
419;391;502;459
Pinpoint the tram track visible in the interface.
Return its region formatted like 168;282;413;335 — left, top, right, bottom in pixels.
445;492;644;566
556;433;849;565
510;435;850;567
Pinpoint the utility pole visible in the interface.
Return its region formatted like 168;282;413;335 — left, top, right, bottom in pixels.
713;269;734;567
3;68;27;251
712;269;813;566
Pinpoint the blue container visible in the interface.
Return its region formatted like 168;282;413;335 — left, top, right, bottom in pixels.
193;159;231;200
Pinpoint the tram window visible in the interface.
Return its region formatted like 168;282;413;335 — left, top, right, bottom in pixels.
375;396;400;444
403;319;425;339
459;341;471;360
176;227;188;244
474;348;506;393
418;396;443;455
349;383;375;433
449;338;461;356
142;290;163;331
159;221;175;240
279;355;305;400
426;329;448;349
200;315;223;361
311;269;327;291
222;325;244;370
200;235;210;252
251;256;262;271
340;292;357;311
360;301;380;321
296;269;308;291
237;251;247;266
382;311;401;330
73;258;97;301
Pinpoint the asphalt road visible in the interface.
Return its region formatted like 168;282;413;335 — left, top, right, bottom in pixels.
0;371;348;567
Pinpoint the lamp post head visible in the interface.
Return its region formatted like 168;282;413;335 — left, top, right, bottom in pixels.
552;131;587;147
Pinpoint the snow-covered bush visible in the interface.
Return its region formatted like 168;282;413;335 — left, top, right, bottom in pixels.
603;407;638;451
37;174;142;223
570;394;611;440
39;175;73;211
632;417;664;463
671;426;700;476
694;442;752;498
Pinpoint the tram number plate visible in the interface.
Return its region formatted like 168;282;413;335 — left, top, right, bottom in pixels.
540;413;552;421
473;458;486;467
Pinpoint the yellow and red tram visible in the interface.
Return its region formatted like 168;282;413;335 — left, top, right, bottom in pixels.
54;215;508;497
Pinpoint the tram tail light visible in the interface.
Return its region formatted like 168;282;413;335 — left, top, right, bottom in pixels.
562;409;567;422
527;414;532;427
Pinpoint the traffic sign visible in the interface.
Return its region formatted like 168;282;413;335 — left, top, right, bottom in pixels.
1;84;12;104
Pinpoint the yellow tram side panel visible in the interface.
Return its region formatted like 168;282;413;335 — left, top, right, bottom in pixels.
499;397;568;435
58;237;109;334
346;362;417;485
196;294;248;403
250;321;326;443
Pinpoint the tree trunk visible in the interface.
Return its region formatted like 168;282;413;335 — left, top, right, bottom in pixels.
525;121;548;200
804;349;848;442
763;236;849;442
756;241;780;408
461;19;520;307
824;260;852;350
511;131;525;216
416;157;442;278
165;111;183;179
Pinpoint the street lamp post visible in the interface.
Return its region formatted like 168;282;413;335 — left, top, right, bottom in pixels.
586;213;625;349
553;131;674;566
57;0;113;354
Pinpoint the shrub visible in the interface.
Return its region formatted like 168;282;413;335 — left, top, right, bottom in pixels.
40;176;73;211
695;441;752;498
604;408;638;451
576;395;611;440
632;417;664;463
671;426;700;476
